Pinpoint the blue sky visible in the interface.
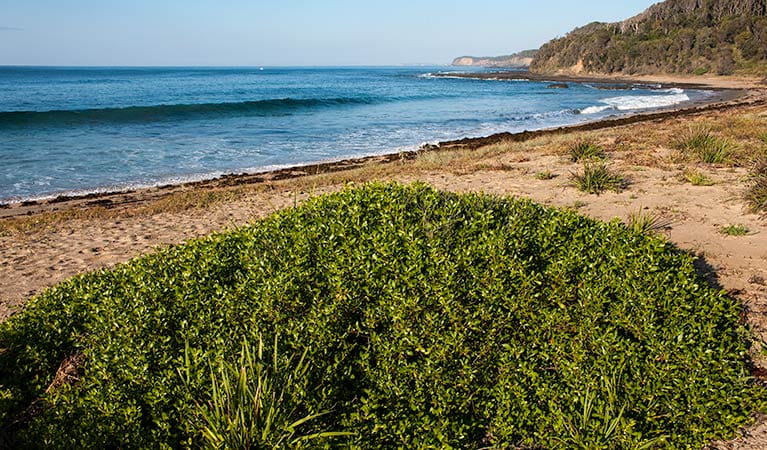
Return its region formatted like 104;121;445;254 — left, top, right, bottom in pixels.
0;0;660;66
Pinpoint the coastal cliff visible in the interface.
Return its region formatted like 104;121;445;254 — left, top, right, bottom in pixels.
530;0;767;76
452;50;537;68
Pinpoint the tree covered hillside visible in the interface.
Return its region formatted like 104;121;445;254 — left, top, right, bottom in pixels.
530;0;767;76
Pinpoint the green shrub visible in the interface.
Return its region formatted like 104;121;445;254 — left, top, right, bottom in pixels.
569;141;606;162
571;162;626;194
693;67;709;76
675;127;736;164
719;224;751;236
760;133;767;145
0;183;763;448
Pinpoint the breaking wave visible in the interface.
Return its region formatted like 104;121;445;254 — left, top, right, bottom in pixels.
580;91;690;115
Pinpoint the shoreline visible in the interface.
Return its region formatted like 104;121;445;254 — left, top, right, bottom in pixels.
0;73;763;220
436;69;767;90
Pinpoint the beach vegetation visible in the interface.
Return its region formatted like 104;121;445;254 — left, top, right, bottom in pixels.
682;168;716;186
569;141;606;162
675;127;736;164
745;155;767;215
535;170;556;180
719;224;751;236
571;162;626;194
626;210;672;235
180;336;352;449
0;183;762;448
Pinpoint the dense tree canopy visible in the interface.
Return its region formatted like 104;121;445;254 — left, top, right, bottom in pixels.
531;0;767;75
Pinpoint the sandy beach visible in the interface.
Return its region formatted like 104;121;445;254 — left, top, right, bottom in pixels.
2;72;767;446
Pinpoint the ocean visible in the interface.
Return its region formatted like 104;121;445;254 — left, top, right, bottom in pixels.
0;66;711;202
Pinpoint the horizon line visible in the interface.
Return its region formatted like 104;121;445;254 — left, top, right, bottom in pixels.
0;63;453;68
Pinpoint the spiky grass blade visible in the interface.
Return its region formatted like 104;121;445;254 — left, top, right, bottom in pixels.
182;336;350;449
675;126;737;164
569;141;606;162
745;155;767;215
571;162;626;194
627;210;672;235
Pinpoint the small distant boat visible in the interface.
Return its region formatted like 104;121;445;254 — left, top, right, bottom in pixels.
259;67;264;71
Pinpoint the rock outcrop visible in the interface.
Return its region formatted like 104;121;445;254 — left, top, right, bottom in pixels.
452;50;537;68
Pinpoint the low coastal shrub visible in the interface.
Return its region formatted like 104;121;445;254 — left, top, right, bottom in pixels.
675;127;736;164
568;141;605;162
719;224;751;236
571;162;626;194
0;183;764;448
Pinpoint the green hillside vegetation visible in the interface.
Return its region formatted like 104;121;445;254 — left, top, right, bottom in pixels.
0;183;764;448
531;0;767;75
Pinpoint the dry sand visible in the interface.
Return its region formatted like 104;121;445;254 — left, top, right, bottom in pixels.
1;74;767;447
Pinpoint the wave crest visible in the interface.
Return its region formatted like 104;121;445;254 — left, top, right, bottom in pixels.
0;97;377;126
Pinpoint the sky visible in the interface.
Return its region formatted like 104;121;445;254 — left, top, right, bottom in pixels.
0;0;661;66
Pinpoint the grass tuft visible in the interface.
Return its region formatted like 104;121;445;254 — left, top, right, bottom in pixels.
569;141;606;162
180;336;351;449
681;169;715;186
626;210;672;235
745;155;767;215
571;162;626;194
675;127;737;164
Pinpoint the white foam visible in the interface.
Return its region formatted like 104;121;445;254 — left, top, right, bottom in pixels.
418;73;469;80
417;73;530;82
580;105;614;115
488;77;531;82
579;91;690;114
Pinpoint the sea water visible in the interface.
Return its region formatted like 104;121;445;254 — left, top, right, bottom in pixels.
0;66;711;202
